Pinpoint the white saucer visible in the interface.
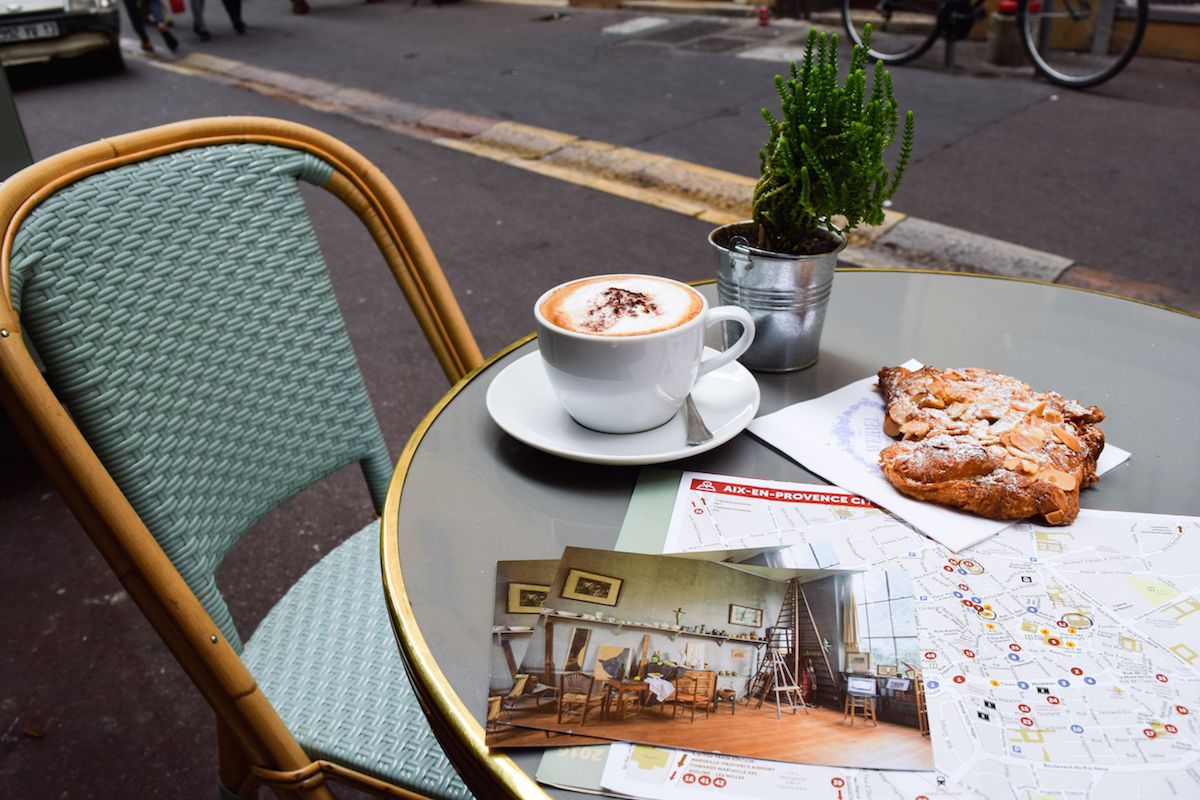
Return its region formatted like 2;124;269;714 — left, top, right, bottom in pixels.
485;349;760;465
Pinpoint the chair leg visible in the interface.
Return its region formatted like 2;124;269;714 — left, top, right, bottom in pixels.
217;720;260;800
218;721;336;800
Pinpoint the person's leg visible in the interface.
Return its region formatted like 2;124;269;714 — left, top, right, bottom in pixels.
219;0;245;33
191;0;211;39
144;0;179;50
122;0;153;50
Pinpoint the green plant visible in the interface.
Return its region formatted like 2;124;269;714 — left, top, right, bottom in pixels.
752;26;915;255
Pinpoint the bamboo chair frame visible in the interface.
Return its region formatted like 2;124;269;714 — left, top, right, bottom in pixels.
0;117;483;799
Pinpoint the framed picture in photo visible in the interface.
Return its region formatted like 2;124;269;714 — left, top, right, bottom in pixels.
846;651;871;673
506;582;550;614
877;663;898;676
561;569;623;607
728;604;764;628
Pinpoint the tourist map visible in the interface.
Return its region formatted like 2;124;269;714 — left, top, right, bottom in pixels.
577;470;1200;799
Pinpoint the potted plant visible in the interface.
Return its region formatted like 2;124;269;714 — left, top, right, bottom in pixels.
710;27;915;372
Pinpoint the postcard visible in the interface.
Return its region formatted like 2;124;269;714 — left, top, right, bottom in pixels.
502;546;931;772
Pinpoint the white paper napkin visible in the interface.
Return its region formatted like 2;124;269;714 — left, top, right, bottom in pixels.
748;360;1131;552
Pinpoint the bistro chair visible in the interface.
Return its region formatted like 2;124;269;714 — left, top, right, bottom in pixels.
0;117;483;799
557;672;604;726
672;670;715;723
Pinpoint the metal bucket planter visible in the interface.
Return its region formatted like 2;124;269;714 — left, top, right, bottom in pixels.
709;221;846;372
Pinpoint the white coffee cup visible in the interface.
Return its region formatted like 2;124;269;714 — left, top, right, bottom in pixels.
534;274;755;434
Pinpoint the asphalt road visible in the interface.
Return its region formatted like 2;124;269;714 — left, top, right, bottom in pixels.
1;2;1197;798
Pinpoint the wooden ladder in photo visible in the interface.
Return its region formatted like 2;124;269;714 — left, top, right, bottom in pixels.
745;579;808;718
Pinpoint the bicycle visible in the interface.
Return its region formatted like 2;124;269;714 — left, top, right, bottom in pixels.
841;0;1150;88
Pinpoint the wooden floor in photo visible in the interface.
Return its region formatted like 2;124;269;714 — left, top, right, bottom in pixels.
491;702;933;771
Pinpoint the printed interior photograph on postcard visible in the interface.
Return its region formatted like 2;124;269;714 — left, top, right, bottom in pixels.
497;547;932;771
487;560;605;749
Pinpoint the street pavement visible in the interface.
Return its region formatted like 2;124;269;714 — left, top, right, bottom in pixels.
1;2;1197;798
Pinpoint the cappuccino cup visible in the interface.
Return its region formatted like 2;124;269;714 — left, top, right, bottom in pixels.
535;274;755;434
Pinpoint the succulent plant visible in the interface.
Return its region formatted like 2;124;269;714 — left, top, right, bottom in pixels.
752;26;915;255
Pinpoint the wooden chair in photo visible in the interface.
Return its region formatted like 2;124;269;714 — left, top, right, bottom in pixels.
672;670;716;722
0;118;483;799
557;672;604;726
497;674;532;722
602;681;648;721
486;697;503;732
527;675;559;708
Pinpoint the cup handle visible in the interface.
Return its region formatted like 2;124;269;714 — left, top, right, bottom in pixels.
697;306;755;379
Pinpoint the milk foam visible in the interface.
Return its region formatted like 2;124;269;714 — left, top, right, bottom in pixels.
542;276;701;336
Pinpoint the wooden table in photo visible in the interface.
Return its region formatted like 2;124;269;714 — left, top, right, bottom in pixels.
600;679;650;721
380;271;1200;799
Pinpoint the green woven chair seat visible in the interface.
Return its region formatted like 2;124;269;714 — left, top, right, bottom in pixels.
243;520;471;799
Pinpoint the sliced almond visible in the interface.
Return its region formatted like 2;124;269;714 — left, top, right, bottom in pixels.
1030;400;1047;416
1027;427;1048;443
1003;456;1021;471
900;419;931;439
1043;408;1064;424
883;415;901;438
1053;425;1083;452
946;402;966;420
1006;444;1035;460
1020;459;1039;475
918;393;946;410
1005;429;1043;453
1041;468;1078;492
1044;509;1066;525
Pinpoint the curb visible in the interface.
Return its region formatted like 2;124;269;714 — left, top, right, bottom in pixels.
121;39;1198;314
619;0;757;17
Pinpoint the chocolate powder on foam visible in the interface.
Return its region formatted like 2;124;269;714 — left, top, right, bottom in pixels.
581;287;660;333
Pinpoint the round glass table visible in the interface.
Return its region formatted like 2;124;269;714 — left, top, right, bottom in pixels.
381;270;1199;798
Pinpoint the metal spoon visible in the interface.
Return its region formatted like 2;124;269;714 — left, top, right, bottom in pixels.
684;393;713;446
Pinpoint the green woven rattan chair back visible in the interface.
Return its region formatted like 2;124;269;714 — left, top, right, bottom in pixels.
7;143;391;651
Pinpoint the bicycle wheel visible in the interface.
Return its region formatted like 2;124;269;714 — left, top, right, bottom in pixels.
1017;0;1148;88
842;0;943;64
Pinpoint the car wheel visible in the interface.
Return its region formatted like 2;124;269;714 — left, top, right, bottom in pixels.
94;45;124;75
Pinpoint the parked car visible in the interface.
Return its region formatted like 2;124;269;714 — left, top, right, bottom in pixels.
0;0;122;73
